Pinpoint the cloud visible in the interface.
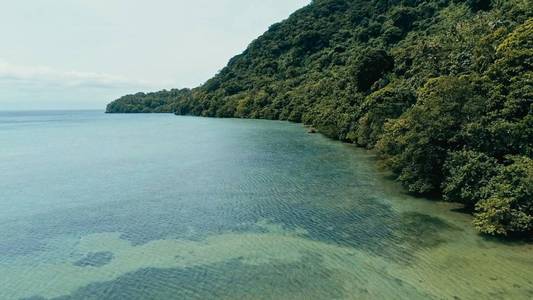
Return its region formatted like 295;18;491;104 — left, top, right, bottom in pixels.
0;59;168;90
0;59;176;109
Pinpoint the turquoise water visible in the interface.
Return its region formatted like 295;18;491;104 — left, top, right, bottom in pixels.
0;110;532;299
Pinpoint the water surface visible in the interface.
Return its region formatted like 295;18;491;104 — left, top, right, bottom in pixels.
0;111;532;299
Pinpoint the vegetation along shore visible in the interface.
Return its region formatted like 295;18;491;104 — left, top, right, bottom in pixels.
107;0;532;238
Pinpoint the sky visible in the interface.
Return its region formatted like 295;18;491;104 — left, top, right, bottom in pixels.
0;0;309;110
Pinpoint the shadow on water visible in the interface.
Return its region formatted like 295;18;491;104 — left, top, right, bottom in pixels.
394;212;462;247
480;233;533;246
449;206;472;215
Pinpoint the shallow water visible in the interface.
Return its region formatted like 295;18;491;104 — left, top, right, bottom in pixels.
0;110;531;300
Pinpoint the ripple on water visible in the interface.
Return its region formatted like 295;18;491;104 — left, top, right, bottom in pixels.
1;113;532;300
49;252;432;300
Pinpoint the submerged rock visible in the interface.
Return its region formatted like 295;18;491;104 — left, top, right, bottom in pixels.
74;251;114;268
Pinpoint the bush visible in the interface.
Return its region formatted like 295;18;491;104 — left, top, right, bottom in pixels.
474;156;533;236
377;76;485;194
442;150;499;208
350;82;415;147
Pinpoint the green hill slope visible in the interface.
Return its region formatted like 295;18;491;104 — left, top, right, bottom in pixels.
107;0;532;237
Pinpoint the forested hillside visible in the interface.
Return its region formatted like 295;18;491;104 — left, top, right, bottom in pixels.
105;88;192;113
107;0;532;237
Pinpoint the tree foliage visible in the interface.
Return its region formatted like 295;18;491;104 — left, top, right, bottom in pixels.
474;156;533;236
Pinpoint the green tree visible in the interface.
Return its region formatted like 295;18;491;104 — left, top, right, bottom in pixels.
377;76;486;194
474;156;533;236
442;150;499;208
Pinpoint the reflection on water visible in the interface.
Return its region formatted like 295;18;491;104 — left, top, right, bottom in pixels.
1;111;532;300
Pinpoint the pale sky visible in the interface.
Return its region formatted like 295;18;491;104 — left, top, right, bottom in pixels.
0;0;309;110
